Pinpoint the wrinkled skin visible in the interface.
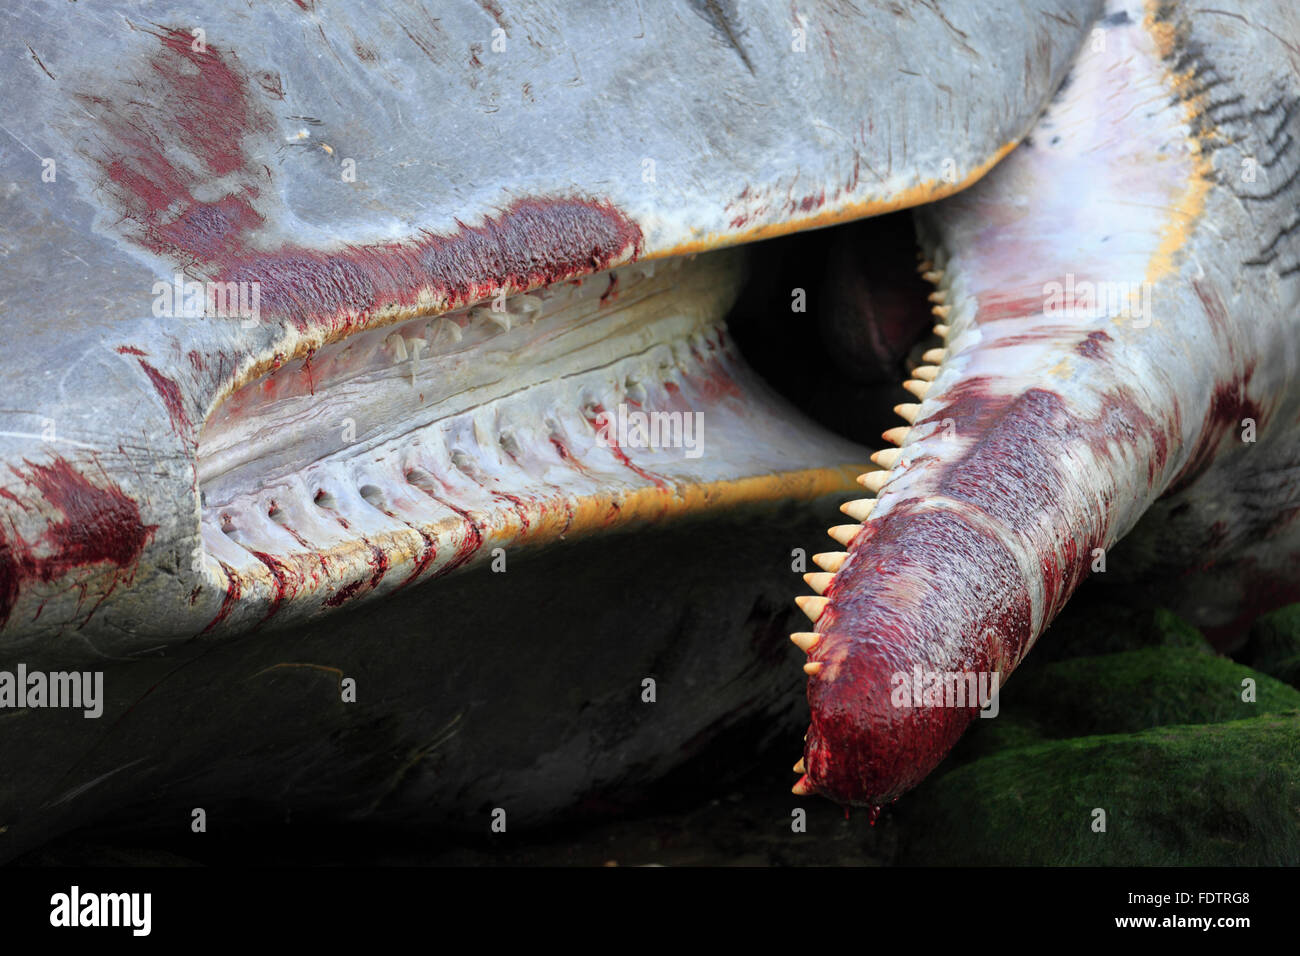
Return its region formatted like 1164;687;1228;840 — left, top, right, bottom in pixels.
0;0;1296;857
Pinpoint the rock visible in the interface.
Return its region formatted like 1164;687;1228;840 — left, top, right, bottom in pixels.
1237;604;1300;688
898;712;1300;865
946;647;1299;768
1003;648;1300;736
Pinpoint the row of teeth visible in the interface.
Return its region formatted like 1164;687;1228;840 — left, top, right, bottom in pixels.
787;247;954;796
205;320;730;567
381;295;544;360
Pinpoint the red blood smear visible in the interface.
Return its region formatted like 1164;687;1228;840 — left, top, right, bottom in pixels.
153;27;261;177
250;551;294;626
600;272;619;305
585;404;669;491
808;382;1180;805
436;503;484;575
216;198;643;332
324;579;365;607
396;528;438;590
1075;330;1111;359
82;27;270;265
137;360;191;434
199;559;243;634
366;541;390;589
977;292;1048;322
804;506;1029;805
403;476;484;577
325;539;391;606
0;458;156;629
1164;371;1261;496
80;27;643;333
492;493;532;533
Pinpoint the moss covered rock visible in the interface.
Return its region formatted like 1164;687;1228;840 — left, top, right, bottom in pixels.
946;647;1300;768
1237;604;1300;689
1004;647;1300;735
898;713;1300;865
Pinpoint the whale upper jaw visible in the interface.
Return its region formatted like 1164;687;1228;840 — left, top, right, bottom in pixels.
0;0;1096;644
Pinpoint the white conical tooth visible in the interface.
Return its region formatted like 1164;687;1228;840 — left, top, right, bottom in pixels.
827;524;861;546
812;552;849;572
933;324;950;338
912;365;939;382
871;448;901;469
802;662;823;677
427;317;463;346
903;379;931;399
385;333;408;361
839;498;875;522
803;572;834;595
515;294;543;315
928;290;946;304
921;348;947;364
922;269;943;284
857;471;888;494
894;403;920;424
790;632;821;652
932;304;951;319
882;426;909;446
795;595;829;623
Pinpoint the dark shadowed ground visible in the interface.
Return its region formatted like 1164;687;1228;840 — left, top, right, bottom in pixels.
16;579;1300;867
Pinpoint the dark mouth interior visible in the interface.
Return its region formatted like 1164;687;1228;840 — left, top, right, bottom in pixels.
726;211;934;447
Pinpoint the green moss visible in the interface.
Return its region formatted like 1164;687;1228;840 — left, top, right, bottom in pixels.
947;647;1299;769
898;713;1300;865
897;607;1300;865
1238;604;1300;688
1002;647;1300;736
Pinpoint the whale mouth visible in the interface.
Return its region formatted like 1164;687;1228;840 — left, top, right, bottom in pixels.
192;213;936;635
0;0;1132;854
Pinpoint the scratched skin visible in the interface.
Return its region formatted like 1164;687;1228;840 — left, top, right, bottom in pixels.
794;0;1300;808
